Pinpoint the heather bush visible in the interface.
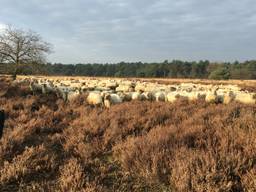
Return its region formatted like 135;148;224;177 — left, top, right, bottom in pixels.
0;78;255;191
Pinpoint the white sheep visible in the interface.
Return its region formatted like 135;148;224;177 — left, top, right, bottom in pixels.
184;91;199;101
29;81;42;94
67;89;81;102
222;91;235;104
131;92;142;100
205;90;217;103
106;81;118;89
87;92;103;105
234;92;255;104
135;83;146;92
166;92;178;103
42;83;55;94
116;84;133;92
153;91;166;102
104;94;122;108
141;92;154;101
122;92;133;101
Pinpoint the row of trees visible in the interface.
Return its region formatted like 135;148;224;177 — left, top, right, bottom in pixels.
0;26;255;80
2;60;255;80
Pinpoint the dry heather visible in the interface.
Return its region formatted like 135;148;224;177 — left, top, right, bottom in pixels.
0;77;255;191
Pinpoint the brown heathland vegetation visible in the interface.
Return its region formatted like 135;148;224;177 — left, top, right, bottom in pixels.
0;77;255;191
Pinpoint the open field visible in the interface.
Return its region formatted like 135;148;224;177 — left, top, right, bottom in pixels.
0;76;255;191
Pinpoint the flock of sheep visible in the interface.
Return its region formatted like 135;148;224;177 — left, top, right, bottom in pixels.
16;77;256;107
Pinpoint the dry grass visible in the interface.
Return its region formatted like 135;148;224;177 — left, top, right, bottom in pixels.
0;78;255;191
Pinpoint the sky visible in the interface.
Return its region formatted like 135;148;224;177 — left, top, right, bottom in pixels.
0;0;256;63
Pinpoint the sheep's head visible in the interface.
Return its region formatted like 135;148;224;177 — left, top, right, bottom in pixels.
104;94;111;100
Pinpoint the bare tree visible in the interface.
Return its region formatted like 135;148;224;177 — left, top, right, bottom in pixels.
0;26;52;79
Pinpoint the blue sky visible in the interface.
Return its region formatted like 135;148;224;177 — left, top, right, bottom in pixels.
0;0;256;63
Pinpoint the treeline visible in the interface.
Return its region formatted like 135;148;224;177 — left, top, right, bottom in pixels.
1;60;256;79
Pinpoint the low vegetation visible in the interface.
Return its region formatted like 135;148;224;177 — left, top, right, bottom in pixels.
0;77;255;191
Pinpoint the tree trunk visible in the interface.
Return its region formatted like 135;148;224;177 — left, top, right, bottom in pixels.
12;71;17;80
12;61;19;80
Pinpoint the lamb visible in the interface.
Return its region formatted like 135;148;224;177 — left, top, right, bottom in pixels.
104;94;122;108
87;92;103;106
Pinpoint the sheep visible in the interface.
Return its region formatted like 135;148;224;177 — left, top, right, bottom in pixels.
106;81;118;89
141;92;154;101
116;92;128;101
87;92;103;106
68;83;83;89
116;84;133;92
166;92;178;103
29;81;43;95
153;91;166;102
121;92;133;102
100;90;115;97
205;90;218;103
55;86;66;99
67;89;81;102
144;85;158;92
95;86;111;92
222;91;236;104
42;83;55;95
135;83;146;92
80;85;88;93
197;91;206;100
185;91;199;101
131;92;142;100
55;86;76;101
104;94;122;108
0;109;5;139
234;92;255;104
